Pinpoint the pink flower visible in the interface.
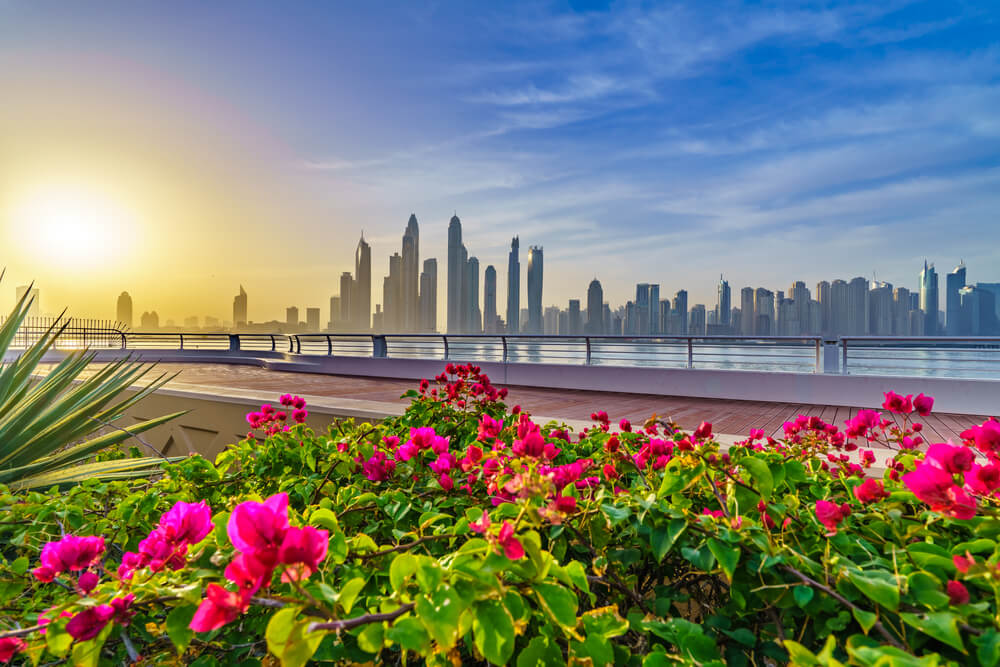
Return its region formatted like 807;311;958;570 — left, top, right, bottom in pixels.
225;553;270;598
382;435;400;448
77;571;99;595
279;394;294;406
962;420;1000;457
947;580;970;605
0;637;26;663
109;594;135;626
469;510;491;534
814;500;850;535
363;452;396;482
34;535;105;581
438;473;454;491
925;443;975;474
429;453;456;474
748;429;765;440
158;501;213;546
497;521;524;560
693;422;713;440
619;419;632;433
292;409;308;423
854;478;889;504
396;441;419;461
553;496;577;513
292;396;306;410
953;553;974;573
913;393;934;417
966;464;1000;495
882;391;913;414
278;526;329;582
477;414;504;441
408;427;439;450
227;493;290;568
189;583;248;633
66;605;115;641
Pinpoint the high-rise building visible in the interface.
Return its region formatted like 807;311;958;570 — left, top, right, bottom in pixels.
339;272;353;327
847;277;869;335
383;252;402;332
869;282;894;336
816;281;831;335
893;288;911;335
635;284;651;334
117;291;133;328
506;237;520;334
754;288;774;335
419;259;437;332
354;235;372;331
946;263;966;336
959;286;999;335
328;296;341;329
401;214;420;331
829;280;848;336
233;286;247;328
184;315;199;329
306;308;320;332
689;304;707;335
716;276;731;329
673;290;688;335
447;215;464;333
659;299;671;334
740;287;754;335
587;279;604;334
483;265;497;333
466;256;481;333
286;306;299;329
977;283;1000;322
919;260;939;336
544;305;560;335
139;311;159;330
568;299;582;335
649;284;660;334
527;246;543;334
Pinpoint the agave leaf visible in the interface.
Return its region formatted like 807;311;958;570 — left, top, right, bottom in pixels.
10;456;185;491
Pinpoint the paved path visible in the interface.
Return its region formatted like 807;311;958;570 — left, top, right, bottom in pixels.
102;363;988;444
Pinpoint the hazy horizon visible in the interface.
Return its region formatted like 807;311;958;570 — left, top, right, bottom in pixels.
2;1;999;324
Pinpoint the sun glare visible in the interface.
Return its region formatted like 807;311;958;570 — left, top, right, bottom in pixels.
7;183;136;267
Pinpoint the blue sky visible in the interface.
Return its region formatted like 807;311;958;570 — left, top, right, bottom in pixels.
1;1;999;320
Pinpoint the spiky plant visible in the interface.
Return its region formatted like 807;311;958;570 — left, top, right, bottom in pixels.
0;274;184;490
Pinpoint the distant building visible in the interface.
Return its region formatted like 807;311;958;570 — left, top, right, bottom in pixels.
506;237;520;334
587;279;604;334
354;235;372;331
306;307;320;332
339;272;353;328
716;276;731;329
740;287;755;335
286;306;299;329
233;285;248;327
117;291;133;328
527;246;543;334
568;299;582;335
401;214;420;331
959;286;999;335
816;281;831;335
946;263;966;336
328;296;341;330
447;215;465;333
919;260;939;336
754;288;774;336
183;315;199;329
690;304;707;335
847;277;869;335
139;311;159;330
869;282;894;336
673;290;688;335
466;256;481;333
419;258;437;332
483;265;497;333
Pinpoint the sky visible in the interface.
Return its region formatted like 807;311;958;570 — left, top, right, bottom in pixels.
1;0;998;324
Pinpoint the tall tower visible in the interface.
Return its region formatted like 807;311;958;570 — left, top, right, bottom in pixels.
527;246;543;334
673;290;688;335
401;214;420;331
716;276;731;328
740;287;755;335
419;258;438;332
447;215;464;333
587;279;604;334
483;265;497;333
339;272;354;327
946;262;966;336
506;237;520;334
233;286;247;328
919;260;939;336
466;256;481;333
354;235;372;331
117;291;134;329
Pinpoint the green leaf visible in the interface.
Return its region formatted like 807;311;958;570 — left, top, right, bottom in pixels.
385;616;430;653
793;585;814;608
650;519;686;562
741;457;773;499
535;582;579;629
974;629;1000;667
601;503;630;526
900;611;965;653
356;623;384;654
166;604;197;654
338;577;366;614
518;635;564;667
69;623;113;667
852;607;878;634
415;585;463;649
265;606;325;667
473;599;516;665
848;570;900;611
908;571;950;609
707;538;740;581
44;615;73;657
390;552;417;593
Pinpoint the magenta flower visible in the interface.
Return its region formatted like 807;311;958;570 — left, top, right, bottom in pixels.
966;464;1000;495
913;393;934;417
904;462;978;519
109;594;135;626
279;394;294;406
362;452;396;482
961;419;1000;457
693;422;713;440
853;478;889;504
225;553;270;598
881;391;914;414
814;500;850;535
925;443;975;474
227;493;290;568
292;408;308;423
189;583;248;633
278;526;329;582
158;501;213;546
33;535;105;582
469;510;491;534
947;580;970;605
77;571;99;595
497;521;524;560
66;605;115;641
477;414;504;441
0;637;26;663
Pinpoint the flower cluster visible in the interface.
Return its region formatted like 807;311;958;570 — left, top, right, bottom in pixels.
32;535;105;584
119;501;213;580
418;363;508;408
245;395;308;437
903;442;998;519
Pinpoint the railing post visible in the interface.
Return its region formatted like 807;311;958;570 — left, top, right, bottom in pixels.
228;334;240;352
179;334;184;351
687;338;694;369
841;339;849;375
585;337;592;365
501;336;508;363
373;335;388;358
270;335;276;352
821;338;839;374
443;335;450;359
327;335;333;356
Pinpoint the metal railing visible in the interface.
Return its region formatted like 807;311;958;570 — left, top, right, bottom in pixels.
11;329;1000;379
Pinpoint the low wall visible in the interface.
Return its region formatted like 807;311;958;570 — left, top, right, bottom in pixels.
60;349;999;416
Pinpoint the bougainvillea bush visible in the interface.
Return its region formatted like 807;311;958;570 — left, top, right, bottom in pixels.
2;365;1000;666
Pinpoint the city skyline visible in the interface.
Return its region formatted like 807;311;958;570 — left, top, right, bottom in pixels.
2;2;999;322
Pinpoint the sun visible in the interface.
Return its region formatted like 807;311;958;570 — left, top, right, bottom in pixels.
7;182;136;267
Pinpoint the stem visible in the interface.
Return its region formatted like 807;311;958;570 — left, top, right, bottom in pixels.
307;602;415;633
353;534;455;561
0;624;44;639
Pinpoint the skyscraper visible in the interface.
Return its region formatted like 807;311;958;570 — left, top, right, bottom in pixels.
716;276;731;329
830;280;848;337
740;287;755;335
339;272;353;327
285;306;299;329
233;286;247;328
816;281;832;335
673;290;688;335
635;284;650;334
419;258;438;332
117;291;133;328
466;256;481;333
483;265;497;333
689;304;707;335
587;279;604;334
869;282;894;336
506;237;520;334
401;214;420;331
919;260;939;336
383;253;402;332
447;215;464;333
649;284;660;334
527;246;543;334
754;288;774;335
568;299;581;335
847;277;869;335
354;235;372;331
306;308;320;332
946;263;966;336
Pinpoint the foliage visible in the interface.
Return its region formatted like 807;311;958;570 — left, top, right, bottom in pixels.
0;277;184;490
2;365;1000;666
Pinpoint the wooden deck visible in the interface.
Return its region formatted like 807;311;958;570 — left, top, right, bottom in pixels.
129;363;988;442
